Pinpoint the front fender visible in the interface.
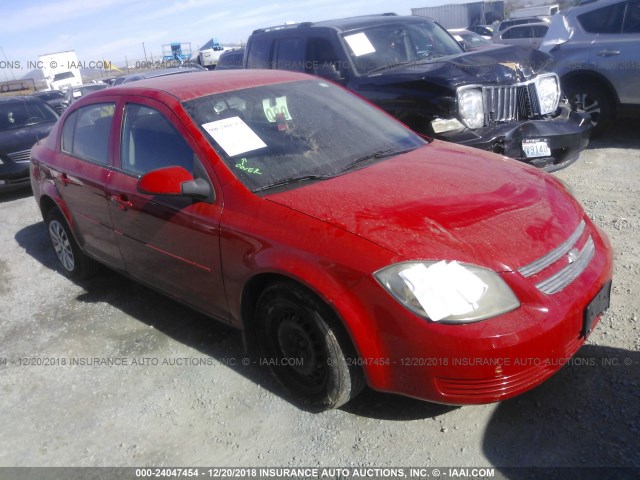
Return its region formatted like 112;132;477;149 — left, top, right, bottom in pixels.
218;195;404;389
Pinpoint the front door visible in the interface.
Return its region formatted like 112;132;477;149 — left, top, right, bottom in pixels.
106;99;228;320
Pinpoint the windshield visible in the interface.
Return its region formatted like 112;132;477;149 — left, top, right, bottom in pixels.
53;71;75;81
0;100;58;131
458;32;492;47
343;22;464;75
184;80;426;192
67;84;108;101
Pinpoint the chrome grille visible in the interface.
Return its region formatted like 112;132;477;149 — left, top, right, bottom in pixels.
518;220;586;278
7;150;31;163
536;237;595;295
517;220;593;295
483;84;540;125
484;85;518;123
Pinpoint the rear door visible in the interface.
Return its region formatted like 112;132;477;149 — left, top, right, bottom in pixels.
105;97;228;320
54;100;125;269
531;25;549;48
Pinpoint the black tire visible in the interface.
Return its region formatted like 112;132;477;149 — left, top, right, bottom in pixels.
45;208;99;280
564;81;614;137
256;281;364;410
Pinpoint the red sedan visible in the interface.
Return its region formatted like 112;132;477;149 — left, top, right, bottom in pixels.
30;70;613;410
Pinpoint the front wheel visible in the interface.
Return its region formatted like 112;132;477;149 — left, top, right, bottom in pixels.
45;207;99;280
256;281;364;410
564;81;614;137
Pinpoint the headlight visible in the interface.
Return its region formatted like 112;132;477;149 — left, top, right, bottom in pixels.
374;261;520;324
457;87;485;129
535;73;560;115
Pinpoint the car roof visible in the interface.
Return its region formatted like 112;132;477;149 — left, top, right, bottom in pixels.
252;14;432;35
95;69;311;102
0;95;43;104
502;22;549;31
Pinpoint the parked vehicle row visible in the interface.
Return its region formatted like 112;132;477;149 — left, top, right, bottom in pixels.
9;1;638;200
243;14;591;171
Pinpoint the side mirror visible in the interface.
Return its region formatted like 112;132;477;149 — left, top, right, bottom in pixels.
137;166;212;200
313;63;343;82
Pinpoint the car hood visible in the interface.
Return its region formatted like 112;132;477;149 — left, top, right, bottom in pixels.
0;122;56;155
362;46;553;88
266;141;583;272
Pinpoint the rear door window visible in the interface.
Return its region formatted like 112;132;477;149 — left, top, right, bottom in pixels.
61;103;115;164
274;38;306;71
246;38;273;68
623;0;640;32
503;26;532;39
532;25;549;38
578;1;626;33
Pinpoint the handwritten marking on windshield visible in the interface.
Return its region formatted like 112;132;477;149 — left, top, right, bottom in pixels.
235;158;263;175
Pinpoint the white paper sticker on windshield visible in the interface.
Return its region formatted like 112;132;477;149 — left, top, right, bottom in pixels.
344;32;376;56
73;90;82;98
262;96;292;123
202;117;266;157
399;261;488;321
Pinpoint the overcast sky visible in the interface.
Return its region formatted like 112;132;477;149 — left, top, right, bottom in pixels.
0;0;470;74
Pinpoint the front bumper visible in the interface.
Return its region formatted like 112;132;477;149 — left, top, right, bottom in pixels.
347;219;613;405
0;161;31;193
440;104;592;173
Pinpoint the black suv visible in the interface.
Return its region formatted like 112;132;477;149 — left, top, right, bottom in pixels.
245;14;592;171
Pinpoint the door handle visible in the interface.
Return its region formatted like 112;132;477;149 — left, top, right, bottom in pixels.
110;194;134;210
597;49;621;57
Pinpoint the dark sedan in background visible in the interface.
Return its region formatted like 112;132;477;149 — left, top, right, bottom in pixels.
1;96;58;192
32;90;66;115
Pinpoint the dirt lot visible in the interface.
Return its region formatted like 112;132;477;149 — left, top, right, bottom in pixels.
1;121;638;473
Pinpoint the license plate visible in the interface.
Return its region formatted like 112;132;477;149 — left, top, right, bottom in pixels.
522;138;551;158
582;280;612;338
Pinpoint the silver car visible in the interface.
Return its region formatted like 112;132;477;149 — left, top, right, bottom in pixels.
495;23;550;48
541;0;640;135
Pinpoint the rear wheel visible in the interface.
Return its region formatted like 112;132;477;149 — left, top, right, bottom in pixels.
45;208;98;280
256;281;364;410
564;81;614;137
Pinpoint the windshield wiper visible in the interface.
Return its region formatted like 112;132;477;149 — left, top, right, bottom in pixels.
252;174;331;193
252;147;417;193
367;60;415;74
331;146;417;175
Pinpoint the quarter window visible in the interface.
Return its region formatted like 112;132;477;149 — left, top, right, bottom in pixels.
120;104;195;176
61;103;115;164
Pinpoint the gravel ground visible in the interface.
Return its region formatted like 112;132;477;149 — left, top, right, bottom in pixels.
0;121;638;473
